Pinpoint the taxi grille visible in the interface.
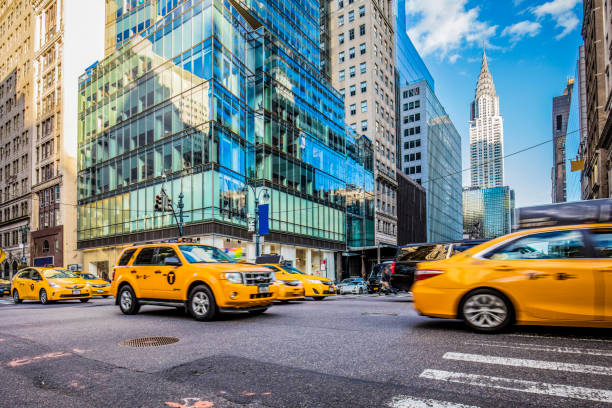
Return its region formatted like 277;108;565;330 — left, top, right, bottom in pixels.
250;293;273;299
243;272;273;286
60;293;87;298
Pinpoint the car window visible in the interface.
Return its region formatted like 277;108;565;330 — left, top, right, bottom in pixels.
17;270;31;279
117;249;137;266
79;273;97;280
487;230;586;260
590;229;612;258
156;247;178;265
31;271;43;281
281;265;305;274
133;248;156;265
264;265;280;271
42;269;78;279
179;245;233;263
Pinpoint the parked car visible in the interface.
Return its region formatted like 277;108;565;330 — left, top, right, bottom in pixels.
338;278;368;295
368;240;487;293
0;278;11;297
413;224;612;333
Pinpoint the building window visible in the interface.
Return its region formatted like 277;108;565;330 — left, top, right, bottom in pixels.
359;24;366;36
42;240;50;253
360;81;367;93
349;47;355;59
338;0;344;8
339;51;345;63
338;15;344;26
339;70;345;81
349;66;356;77
360;100;367;112
339;33;345;44
339;88;345;97
556;114;562;131
358;5;365;17
349;104;356;115
361;120;368;131
348;10;354;22
349;85;356;96
349;28;355;40
360;62;366;74
359;43;366;55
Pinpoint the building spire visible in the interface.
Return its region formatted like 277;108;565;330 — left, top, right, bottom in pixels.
475;44;496;99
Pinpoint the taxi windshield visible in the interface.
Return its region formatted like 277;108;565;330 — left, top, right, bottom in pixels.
179;245;234;263
79;273;97;280
281;265;304;274
42;269;78;279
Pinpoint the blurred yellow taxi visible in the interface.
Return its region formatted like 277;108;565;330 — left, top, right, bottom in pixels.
262;264;336;300
11;267;92;304
77;272;112;298
412;224;612;332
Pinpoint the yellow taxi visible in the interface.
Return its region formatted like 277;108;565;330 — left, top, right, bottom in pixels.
268;268;305;302
412;224;612;332
11;267;92;304
111;241;278;321
261;264;336;300
77;272;112;298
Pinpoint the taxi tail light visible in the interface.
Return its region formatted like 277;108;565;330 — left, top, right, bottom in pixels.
390;262;396;274
415;270;444;281
110;268;116;281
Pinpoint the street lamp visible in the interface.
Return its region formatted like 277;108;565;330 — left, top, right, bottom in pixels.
18;224;29;265
245;185;270;258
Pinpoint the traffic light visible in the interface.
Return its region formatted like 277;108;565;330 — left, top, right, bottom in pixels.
165;196;173;212
154;195;163;212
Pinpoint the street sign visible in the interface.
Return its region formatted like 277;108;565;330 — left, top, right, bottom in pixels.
248;220;255;232
258;204;269;235
68;264;83;272
20;257;27;264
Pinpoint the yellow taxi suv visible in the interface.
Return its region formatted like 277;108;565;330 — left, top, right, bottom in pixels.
11;267;92;304
412;224;612;333
77;272;112;298
262;264;336;300
111;242;278;321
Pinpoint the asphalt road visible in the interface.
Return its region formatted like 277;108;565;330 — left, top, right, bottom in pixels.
0;293;610;408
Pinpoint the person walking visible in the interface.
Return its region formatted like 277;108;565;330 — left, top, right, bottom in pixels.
380;264;391;295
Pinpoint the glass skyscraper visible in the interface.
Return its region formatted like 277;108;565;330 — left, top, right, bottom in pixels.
463;186;515;240
77;0;373;277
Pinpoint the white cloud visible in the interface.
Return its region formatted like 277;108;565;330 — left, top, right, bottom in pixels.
449;54;461;63
405;0;498;60
501;20;542;42
532;0;581;39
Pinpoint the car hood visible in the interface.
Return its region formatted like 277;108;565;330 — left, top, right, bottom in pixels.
85;279;110;285
48;278;88;287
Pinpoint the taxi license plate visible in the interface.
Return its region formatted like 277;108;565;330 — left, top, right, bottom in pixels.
73;290;81;295
258;284;269;294
97;289;104;293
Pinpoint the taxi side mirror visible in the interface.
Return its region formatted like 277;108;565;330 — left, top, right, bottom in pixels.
164;257;182;267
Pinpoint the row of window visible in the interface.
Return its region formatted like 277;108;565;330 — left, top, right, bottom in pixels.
405;165;422;175
339;80;367;98
402;100;420;111
338;62;367;81
0;201;28;223
402;87;420;98
348;100;367;115
337;7;366;26
403;113;420;124
338;43;367;62
338;24;366;44
403;126;421;137
404;139;421;149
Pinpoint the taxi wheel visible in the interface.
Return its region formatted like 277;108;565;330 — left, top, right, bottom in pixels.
118;285;140;315
13;290;22;304
39;289;49;305
313;296;325;301
248;308;267;316
80;298;89;303
188;285;217;322
102;295;110;298
460;288;513;333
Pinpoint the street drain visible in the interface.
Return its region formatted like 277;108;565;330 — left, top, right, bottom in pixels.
119;336;180;347
361;312;398;316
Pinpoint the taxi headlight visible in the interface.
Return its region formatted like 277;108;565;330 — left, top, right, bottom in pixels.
104;283;111;287
48;282;60;288
307;279;320;284
222;272;243;284
86;282;91;287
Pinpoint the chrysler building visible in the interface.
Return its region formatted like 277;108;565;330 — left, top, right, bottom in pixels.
469;48;504;188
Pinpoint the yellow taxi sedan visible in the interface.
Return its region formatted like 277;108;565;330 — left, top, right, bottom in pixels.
262;264;336;300
77;272;112;298
12;267;92;304
412;224;612;332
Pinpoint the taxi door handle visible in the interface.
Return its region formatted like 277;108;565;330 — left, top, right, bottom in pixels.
130;270;137;274
154;271;161;274
495;265;514;272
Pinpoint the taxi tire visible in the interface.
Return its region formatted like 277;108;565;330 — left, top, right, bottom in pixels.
248;308;267;316
313;296;325;301
80;298;89;303
13;290;22;304
102;295;110;298
118;285;140;315
187;285;217;322
460;288;513;333
39;289;49;305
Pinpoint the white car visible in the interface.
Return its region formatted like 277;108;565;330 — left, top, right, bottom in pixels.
338;278;368;295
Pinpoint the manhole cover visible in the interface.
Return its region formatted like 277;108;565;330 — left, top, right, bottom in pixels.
119;336;180;347
361;312;398;316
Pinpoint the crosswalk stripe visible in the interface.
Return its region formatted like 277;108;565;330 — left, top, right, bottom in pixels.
387;395;479;408
443;352;612;376
464;340;612;357
420;369;612;403
509;333;612;344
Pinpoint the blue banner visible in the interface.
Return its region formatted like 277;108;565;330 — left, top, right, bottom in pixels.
258;204;269;235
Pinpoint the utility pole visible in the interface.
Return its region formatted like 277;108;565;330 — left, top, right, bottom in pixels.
19;224;29;265
245;184;270;259
177;192;184;237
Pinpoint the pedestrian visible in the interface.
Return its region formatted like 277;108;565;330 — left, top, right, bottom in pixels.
380;264;391;295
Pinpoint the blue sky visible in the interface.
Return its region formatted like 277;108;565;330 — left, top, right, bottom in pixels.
404;0;584;207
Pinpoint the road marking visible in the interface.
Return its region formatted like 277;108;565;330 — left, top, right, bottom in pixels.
509;333;612;343
388;395;479;408
420;369;612;403
465;340;612;357
443;352;612;376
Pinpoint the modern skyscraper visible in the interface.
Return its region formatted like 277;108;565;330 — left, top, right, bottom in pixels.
399;80;462;242
469;48;504;188
0;1;35;279
551;78;574;203
77;0;374;279
325;0;398;245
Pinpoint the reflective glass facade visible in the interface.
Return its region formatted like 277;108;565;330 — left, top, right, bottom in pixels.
77;0;372;250
346;130;374;248
463;186;515;240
